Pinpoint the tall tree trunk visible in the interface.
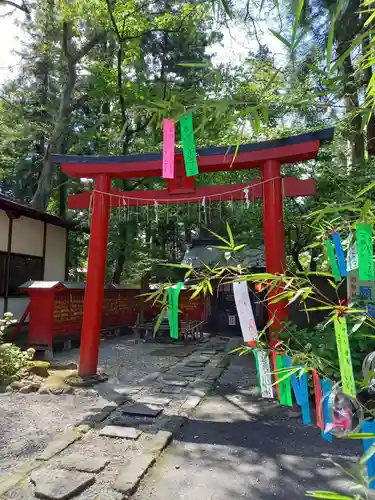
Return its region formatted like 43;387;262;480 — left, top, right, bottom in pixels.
31;23;103;211
112;222;127;283
335;2;364;166
363;26;375;156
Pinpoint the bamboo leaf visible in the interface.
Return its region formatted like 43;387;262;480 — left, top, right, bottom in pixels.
292;0;305;45
177;61;213;68
213;245;234;251
154;307;166;334
356;181;375;198
331;32;368;73
272;367;299;386
191;285;203;298
207;229;231;246
364;10;375;26
226;223;234;246
233;244;246;251
305;491;353;499
269;29;292;49
344;433;375;439
360;443;375;464
220;0;233;18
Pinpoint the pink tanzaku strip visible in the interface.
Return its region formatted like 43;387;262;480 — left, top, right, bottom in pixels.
162;118;175;179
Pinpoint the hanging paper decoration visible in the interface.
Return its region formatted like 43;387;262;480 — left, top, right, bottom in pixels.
168;282;184;339
331;232;347;277
275;355;293;407
356;223;374;281
333;315;356;398
284;356;311;424
325;239;341;282
321;379;333;442
154;200;159;223
254;349;274;399
243;186;250;209
162;118;175;180
325;388;352;436
363;352;375;395
328;386;363;438
202;197;207;224
312;369;324;430
180;113;199;177
347;232;358;272
361;421;375;489
233;282;258;343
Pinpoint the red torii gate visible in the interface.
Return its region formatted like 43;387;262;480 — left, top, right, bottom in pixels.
54;127;333;377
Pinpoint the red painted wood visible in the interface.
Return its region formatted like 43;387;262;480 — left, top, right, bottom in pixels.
166;155;196;194
262;160;287;399
61;141;320;179
21;285;205;349
79;175;111;377
20;286;65;348
68;178;316;208
262;160;287;343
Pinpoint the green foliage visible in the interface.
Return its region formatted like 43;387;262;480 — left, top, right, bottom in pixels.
278;319;375;384
0;313;35;383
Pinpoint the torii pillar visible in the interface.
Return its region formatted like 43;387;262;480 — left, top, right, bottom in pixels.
55;127;333;376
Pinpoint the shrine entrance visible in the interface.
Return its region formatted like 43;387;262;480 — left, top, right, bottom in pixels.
54;127;333;376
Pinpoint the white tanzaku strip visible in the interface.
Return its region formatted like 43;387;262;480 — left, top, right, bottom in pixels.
256;349;274;399
233;281;258;342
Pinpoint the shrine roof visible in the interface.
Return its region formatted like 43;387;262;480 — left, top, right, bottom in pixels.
53;127;334;179
0;194;75;229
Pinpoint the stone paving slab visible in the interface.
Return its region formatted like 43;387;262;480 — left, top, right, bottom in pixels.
60;455;109;473
80;405;118;426
140;431;173;455
110;415;155;428
135;396;171;406
99;426;142;440
113;454;155;495
160;386;182;394
183;361;208;368
121;403;163;418
37;429;85;461
162;377;188;387
31;469;95;500
181;396;201;410
149;348;194;357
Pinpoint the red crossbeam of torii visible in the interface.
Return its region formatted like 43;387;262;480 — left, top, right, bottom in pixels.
54;128;334;377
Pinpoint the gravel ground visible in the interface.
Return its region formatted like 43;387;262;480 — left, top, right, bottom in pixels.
0;337;179;475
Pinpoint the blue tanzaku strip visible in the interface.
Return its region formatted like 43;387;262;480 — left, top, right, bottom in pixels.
331;232;347;277
361;421;375;489
321;378;333;443
284;356;311;424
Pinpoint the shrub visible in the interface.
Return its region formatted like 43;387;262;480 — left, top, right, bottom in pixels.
0;312;34;383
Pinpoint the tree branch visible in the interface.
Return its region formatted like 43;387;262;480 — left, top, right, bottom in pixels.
0;0;29;14
72;31;105;64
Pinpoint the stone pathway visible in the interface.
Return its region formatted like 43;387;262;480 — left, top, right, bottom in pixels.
1;336;234;499
133;354;362;500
